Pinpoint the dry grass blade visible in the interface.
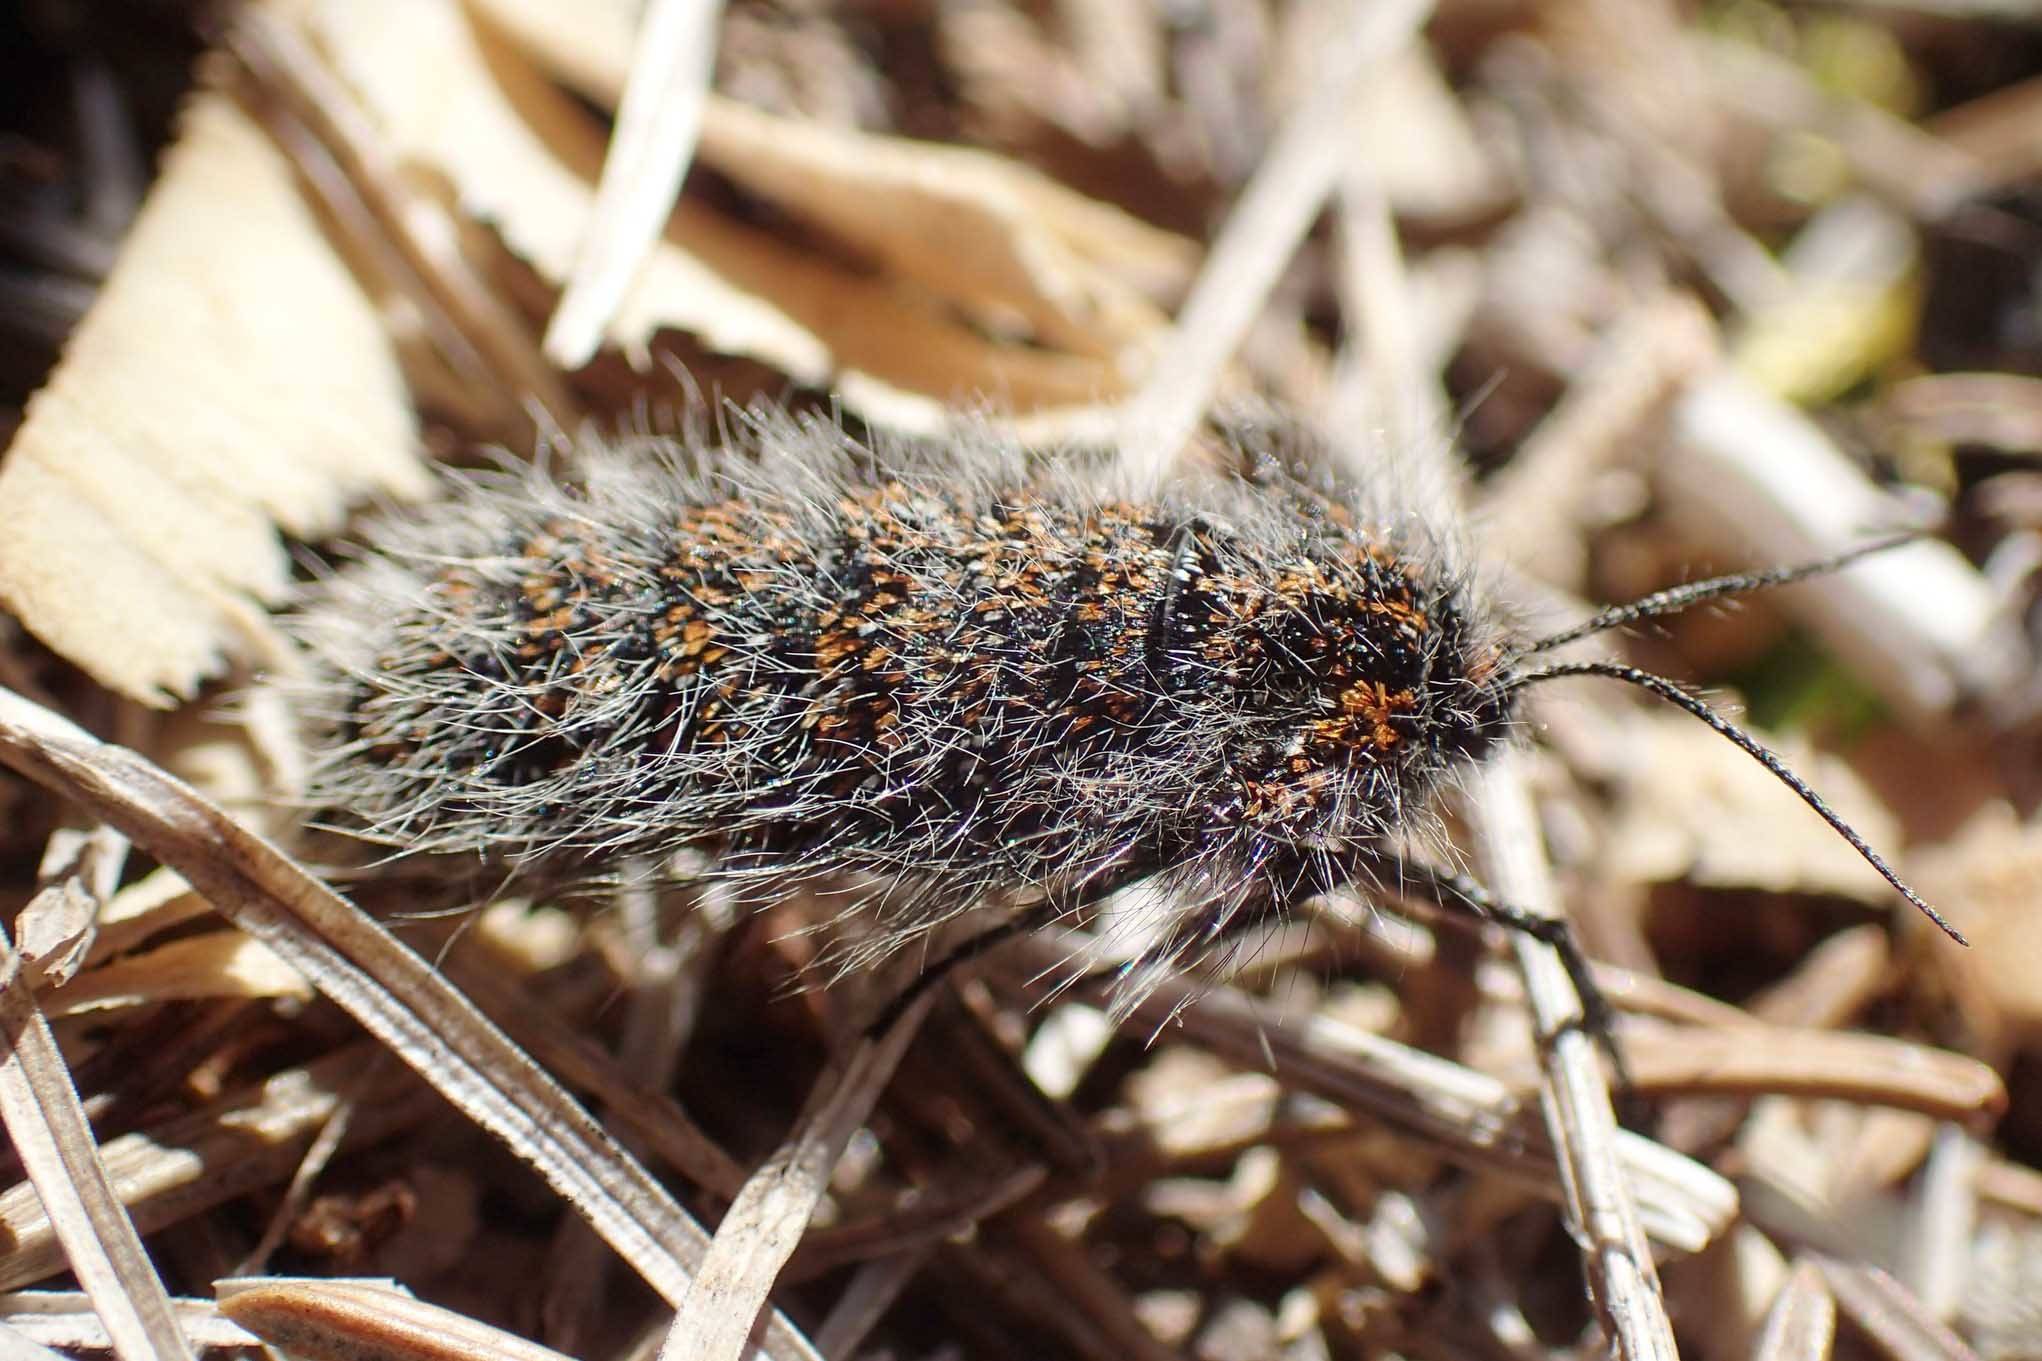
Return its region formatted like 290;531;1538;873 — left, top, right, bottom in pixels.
0;1045;430;1292
1468;752;1677;1361
0;934;194;1359
1112;0;1433;491
1617;1028;2004;1119
0;686;806;1361
659;993;933;1361
543;0;722;369
0;1295;257;1354
1815;1257;1984;1361
218;1278;578;1361
1754;1261;1838;1361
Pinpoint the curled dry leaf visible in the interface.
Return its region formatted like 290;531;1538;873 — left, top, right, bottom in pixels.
281;0;1174;434
472;0;1196;342
0;93;425;706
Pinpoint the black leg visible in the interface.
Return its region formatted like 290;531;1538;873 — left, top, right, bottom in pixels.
1359;855;1637;1102
865;902;1059;1035
864;857;1165;1037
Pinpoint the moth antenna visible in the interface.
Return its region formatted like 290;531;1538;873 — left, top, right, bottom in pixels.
1522;533;1922;657
1514;659;1967;946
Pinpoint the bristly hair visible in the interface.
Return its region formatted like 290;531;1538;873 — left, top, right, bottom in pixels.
281;408;1961;1039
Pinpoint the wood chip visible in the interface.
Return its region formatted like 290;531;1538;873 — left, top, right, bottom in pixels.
0;94;424;705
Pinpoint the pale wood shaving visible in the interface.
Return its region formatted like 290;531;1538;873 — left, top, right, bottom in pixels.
0;94;425;705
38;932;312;1018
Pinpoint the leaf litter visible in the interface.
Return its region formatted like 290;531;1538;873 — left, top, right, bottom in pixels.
0;2;2038;1359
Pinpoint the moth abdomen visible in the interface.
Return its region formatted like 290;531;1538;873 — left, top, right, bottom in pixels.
291;422;1507;956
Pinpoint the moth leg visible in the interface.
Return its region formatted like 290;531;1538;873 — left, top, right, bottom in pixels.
1362;854;1636;1102
864;861;1158;1036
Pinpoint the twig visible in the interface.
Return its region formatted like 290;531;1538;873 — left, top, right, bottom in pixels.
658;990;935;1361
1112;0;1434;492
544;0;723;367
1465;752;1677;1361
0;924;195;1360
0;684;814;1361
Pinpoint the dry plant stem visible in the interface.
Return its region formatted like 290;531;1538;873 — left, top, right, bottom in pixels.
440;951;746;1199
544;0;722;367
218;1278;577;1361
659;990;936;1361
1612;1028;2002;1120
0;687;810;1361
1112;0;1433;491
228;10;580;437
0;929;195;1361
1328;171;1451;499
1667;371;2014;722
1466;751;1676;1361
